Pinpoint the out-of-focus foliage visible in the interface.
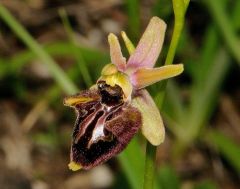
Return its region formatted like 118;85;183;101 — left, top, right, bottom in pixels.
0;0;239;188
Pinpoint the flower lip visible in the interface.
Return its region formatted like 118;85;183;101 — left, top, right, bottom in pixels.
68;86;142;170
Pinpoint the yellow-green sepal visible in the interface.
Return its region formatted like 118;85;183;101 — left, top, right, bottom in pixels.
131;89;165;146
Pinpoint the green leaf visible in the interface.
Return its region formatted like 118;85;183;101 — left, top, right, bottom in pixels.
194;180;218;189
59;8;93;87
0;5;77;94
157;165;180;189
204;0;240;65
207;130;240;173
125;0;140;40
2;42;107;79
118;137;145;189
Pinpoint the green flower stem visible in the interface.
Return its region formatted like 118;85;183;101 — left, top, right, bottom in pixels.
143;1;189;189
143;141;157;189
164;22;183;66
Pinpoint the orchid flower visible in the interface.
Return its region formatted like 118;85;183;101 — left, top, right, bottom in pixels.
64;17;183;171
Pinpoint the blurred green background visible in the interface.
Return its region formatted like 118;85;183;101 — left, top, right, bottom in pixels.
0;0;239;189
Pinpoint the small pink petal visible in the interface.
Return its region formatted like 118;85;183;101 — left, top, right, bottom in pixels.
108;33;126;71
130;64;184;89
127;17;166;72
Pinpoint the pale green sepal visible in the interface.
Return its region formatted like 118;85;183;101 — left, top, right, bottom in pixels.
131;89;165;146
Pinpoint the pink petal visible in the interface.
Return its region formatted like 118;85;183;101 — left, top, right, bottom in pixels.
130;64;184;89
127;17;166;72
108;33;126;71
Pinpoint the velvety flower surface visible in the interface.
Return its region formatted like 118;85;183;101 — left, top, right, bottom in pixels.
64;17;184;171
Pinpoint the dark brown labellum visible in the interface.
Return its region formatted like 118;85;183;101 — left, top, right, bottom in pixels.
70;82;142;169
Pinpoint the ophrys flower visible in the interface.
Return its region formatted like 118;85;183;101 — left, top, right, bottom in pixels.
64;17;183;171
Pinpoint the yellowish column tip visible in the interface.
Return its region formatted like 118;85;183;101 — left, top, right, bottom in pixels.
68;161;82;171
